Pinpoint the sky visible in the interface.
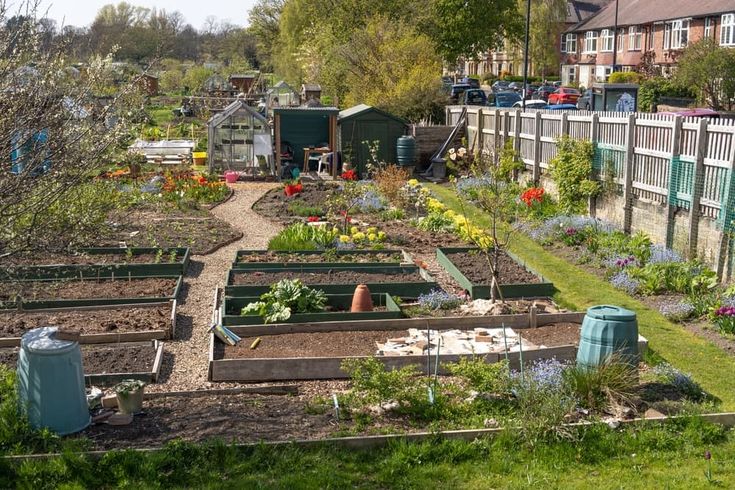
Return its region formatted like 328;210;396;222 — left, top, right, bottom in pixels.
37;0;256;29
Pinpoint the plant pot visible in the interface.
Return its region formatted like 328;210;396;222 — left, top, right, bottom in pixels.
224;171;239;184
351;284;374;312
432;161;447;179
116;388;144;415
284;185;296;196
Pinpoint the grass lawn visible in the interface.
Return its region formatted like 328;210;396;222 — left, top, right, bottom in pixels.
428;183;735;411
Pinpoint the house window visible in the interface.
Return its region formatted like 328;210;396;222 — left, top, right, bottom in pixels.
629;26;642;50
722;13;735;46
664;23;671;49
584;31;598;53
565;33;577;53
618;29;625;51
561;34;567;52
648;26;655;50
704;17;714;38
670;19;690;49
601;29;614;52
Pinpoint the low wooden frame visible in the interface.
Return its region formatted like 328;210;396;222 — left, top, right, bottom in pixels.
231;249;413;270
83;340;164;386
0;301;177;348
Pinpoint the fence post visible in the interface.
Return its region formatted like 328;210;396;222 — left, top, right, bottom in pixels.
590;113;599;143
503;111;511;146
688;118;709;259
533;111;542;184
622;114;637;233
513;110;522;156
494;109;502;150
474;108;484;154
445;106;452;125
665;116;683;249
561;112;569;137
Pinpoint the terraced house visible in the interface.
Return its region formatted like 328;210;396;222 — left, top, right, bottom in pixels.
560;0;735;87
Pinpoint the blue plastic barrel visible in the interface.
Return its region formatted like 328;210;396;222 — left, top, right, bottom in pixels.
577;305;639;369
17;327;90;435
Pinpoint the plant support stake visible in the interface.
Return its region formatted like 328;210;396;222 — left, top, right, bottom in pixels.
332;393;340;420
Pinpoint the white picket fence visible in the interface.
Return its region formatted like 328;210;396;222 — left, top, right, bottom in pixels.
446;106;735;238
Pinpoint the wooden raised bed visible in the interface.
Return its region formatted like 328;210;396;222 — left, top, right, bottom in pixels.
0;340;164;385
0;301;177;348
209;311;652;383
225;266;438;297
0;275;183;310
436;247;555;299
221;293;402;326
0;247;191;280
231;249;413;269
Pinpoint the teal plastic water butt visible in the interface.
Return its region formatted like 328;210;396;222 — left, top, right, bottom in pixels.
396;136;416;166
577;305;639;369
17;327;90;435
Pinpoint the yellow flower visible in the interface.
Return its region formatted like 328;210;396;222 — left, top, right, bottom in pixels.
408;179;419;186
368;233;377;242
332;227;340;234
353;232;366;241
339;235;351;243
443;210;456;219
350;226;359;235
377;231;386;241
366;227;377;235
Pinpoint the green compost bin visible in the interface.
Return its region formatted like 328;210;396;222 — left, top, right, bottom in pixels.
17;327;91;435
577;305;639;369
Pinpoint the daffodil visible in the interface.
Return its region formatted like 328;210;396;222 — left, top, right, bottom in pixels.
368;233;377;242
350;226;359;235
339;235;351;243
366;227;377;235
408;179;419;186
377;231;386;241
352;232;366;241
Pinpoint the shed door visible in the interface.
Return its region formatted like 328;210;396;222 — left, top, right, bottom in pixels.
358;122;391;174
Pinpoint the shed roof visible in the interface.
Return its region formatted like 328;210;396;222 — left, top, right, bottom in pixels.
338;104;407;125
569;0;735;31
269;80;298;94
229;73;257;79
301;83;321;92
273;106;338;115
208;99;268;126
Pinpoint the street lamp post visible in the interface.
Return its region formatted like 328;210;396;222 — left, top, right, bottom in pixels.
522;0;531;109
611;0;620;73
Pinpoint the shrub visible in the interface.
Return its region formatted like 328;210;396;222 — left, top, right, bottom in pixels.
372;165;411;207
608;72;641;84
549;136;600;214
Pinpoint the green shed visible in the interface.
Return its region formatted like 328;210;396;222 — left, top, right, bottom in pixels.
273;106;339;178
338;104;408;177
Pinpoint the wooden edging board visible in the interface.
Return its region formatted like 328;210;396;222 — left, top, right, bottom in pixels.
0;301;177;348
224;265;438;297
222;311;587;337
0;247;191;280
84;340;164;386
231;249;413;270
210;335;649;382
1;275;183;310
5;412;734;463
221;293;403;326
436;247;556;300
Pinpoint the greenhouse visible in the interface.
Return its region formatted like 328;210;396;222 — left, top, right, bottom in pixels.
207;100;273;174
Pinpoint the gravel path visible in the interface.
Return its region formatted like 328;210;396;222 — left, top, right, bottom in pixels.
148;183;281;392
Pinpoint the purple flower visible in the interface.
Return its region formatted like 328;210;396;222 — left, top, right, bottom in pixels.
610;271;640;295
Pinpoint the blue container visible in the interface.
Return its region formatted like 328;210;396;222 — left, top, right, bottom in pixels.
396;136;416;166
577;305;639;369
17;327;90;435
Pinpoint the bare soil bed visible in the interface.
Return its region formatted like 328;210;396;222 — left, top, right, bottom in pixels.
0;277;177;301
519;323;581;347
79;391;335;450
231;269;424;286
236;250;404;264
100;209;242;255
0;251;186;267
443;250;541;285
219;330;409;359
252;184;335;223
0;344;154;374
0;305;171;338
376;219;465;256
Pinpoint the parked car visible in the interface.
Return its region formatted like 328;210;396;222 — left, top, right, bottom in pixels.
535;85;557;102
660;108;720;119
512;99;548;109
548;87;581;105
489;91;522;108
552;81;562;88
577;89;592;110
492;80;511;93
546;104;578;111
460;77;481;89
507;81;523;92
461;89;488;106
450;83;472;103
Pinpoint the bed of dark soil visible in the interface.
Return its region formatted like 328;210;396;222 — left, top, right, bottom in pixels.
0;251;186;267
98;209;241;255
376;219;465;255
252;184;336;223
0;344;154;374
231;269;424;286
236;250;404;264
519;323;581;347
444;250;541;285
220;330;410;359
0;277;178;301
79;392;336;450
0;305;172;338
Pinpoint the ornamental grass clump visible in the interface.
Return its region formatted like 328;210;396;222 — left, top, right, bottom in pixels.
562;355;638;413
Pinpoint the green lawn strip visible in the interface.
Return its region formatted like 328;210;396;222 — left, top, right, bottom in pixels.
428;184;735;410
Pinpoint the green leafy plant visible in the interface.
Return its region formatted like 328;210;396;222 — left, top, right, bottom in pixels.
562;356;638;412
241;279;328;323
416;212;455;233
447;357;510;395
287;202;324;218
549;136;600;214
267;223;338;251
113;379;146;396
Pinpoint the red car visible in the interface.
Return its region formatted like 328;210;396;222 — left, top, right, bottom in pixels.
548;87;581;105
